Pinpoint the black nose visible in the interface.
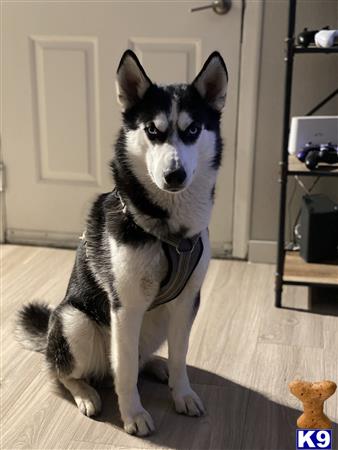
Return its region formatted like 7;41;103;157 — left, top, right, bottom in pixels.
164;167;187;188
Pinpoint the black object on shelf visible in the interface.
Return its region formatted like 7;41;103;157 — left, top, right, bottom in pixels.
297;143;338;170
275;0;338;308
299;194;338;263
297;27;329;48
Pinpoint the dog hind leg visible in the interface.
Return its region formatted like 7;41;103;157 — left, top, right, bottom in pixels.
142;357;169;383
60;377;102;417
46;304;110;417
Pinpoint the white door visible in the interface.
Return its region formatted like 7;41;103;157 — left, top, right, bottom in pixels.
2;1;242;255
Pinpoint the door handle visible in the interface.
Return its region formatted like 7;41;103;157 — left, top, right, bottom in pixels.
191;0;231;15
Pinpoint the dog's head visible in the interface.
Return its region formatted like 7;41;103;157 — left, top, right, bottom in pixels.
116;50;228;193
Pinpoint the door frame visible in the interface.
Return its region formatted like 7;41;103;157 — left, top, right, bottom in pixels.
232;0;264;259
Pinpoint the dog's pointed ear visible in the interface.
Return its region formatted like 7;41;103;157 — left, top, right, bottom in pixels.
116;50;152;111
192;52;228;111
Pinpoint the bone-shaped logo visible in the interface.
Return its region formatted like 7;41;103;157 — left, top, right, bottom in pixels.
289;380;337;429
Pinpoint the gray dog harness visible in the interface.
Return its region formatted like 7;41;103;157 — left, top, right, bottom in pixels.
81;191;204;311
114;189;204;310
148;233;203;310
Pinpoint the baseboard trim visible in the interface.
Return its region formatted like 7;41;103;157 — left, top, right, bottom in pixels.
248;240;276;264
6;229;233;258
210;241;233;259
6;229;79;249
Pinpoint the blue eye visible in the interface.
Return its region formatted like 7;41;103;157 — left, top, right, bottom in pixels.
146;123;158;135
187;123;200;135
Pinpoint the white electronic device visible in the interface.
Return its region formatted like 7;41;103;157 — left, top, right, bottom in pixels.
288;116;338;155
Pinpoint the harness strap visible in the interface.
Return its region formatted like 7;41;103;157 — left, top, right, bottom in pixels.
148;237;204;310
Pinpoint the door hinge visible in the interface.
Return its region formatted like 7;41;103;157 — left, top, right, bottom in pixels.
0;162;5;192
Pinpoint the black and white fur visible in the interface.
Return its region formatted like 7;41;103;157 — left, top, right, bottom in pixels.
16;50;228;436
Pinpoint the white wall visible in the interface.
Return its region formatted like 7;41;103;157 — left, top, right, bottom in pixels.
249;0;338;263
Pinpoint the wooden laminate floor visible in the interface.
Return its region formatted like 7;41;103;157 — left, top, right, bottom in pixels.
1;245;337;450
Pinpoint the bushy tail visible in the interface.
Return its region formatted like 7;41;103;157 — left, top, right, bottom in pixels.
15;302;53;353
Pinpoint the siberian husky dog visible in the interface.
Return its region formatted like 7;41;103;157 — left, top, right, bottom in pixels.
16;50;228;436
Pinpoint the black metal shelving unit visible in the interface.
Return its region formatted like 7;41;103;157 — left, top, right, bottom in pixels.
275;0;338;308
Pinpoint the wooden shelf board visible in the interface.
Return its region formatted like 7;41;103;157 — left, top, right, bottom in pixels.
288;155;338;176
284;251;338;286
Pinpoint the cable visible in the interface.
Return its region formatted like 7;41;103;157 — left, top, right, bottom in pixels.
306;88;338;116
288;176;320;249
295;175;311;194
287;178;298;245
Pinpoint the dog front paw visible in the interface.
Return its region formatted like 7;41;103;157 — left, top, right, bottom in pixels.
172;388;205;417
123;409;155;436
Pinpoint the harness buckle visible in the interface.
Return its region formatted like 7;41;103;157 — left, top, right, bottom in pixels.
175;237;198;255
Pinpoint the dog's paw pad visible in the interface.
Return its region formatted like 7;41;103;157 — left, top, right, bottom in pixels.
124;410;155;436
74;388;101;417
174;391;205;417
